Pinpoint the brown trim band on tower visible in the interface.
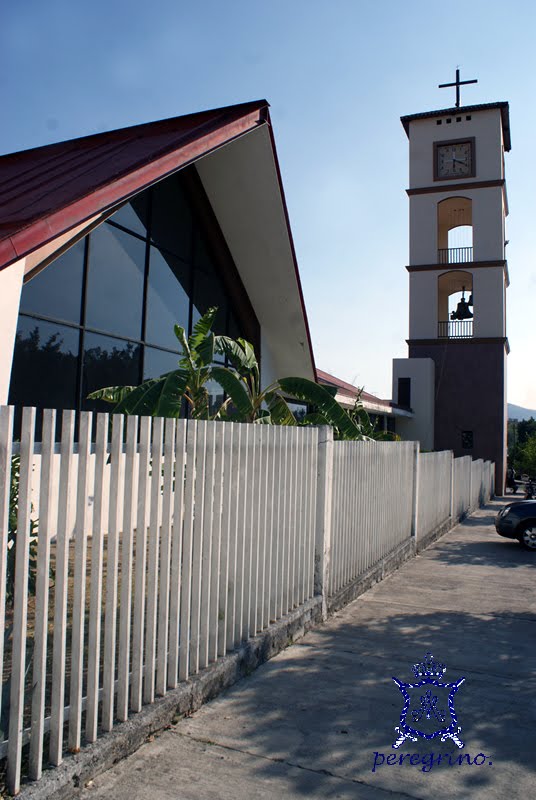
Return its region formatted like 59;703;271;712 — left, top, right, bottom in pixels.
407;337;510;354
406;178;504;196
406;260;507;272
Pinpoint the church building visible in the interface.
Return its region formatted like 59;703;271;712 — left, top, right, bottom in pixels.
392;76;510;494
0;100;316;429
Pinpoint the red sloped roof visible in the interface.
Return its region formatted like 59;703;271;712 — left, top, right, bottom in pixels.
0;99;268;271
316;368;394;409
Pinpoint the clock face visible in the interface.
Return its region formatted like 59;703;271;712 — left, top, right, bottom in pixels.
435;140;474;179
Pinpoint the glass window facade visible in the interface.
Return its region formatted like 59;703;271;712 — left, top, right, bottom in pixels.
9;167;256;428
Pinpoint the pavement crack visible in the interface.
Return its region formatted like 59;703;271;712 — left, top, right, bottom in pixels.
174;731;427;800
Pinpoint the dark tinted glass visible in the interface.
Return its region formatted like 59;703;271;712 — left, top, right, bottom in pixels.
228;313;239;339
82;332;141;412
143;347;180;380
108;192;150;237
205;378;225;417
192;234;227;334
85;224;145;338
9;316;79;412
287;401;307;422
151;175;192;260
20;239;85;324
145;247;190;348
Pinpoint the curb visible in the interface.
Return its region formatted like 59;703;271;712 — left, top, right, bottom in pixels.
18;598;322;800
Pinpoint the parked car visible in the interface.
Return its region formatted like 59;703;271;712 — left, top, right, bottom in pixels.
495;500;536;551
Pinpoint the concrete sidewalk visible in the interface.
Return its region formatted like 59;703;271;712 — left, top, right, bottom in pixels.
81;499;536;800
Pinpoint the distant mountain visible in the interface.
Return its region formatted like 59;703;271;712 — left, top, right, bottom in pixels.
508;403;536;421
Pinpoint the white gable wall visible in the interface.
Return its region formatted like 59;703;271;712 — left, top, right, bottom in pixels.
0;259;25;405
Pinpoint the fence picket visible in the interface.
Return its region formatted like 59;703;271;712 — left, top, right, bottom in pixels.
131;415;151;712
189;422;206;675
218;423;232;657
199;421;215;670
0;406;14;738
156;418;176;696
49;409;75;766
210;422;224;661
226;424;240;651
168;420;187;688
7;407;35;794
102;414;124;730
68;411;91;751
117;416;138;719
235;425;248;646
144;416;163;703
179;421;197;681
250;426;262;634
86;413;108;740
29;409;55;779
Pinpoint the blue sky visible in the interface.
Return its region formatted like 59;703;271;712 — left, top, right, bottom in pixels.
3;1;535;406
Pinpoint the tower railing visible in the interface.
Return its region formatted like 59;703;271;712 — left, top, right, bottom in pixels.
438;319;473;338
438;246;473;264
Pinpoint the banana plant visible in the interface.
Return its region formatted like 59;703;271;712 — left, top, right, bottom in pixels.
89;307;391;441
276;377;370;440
210;336;297;425
88;308;229;419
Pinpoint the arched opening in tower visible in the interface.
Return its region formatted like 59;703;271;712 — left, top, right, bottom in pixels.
437;270;473;338
437;197;473;264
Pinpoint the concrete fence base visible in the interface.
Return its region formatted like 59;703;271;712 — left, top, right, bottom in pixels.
19;598;323;800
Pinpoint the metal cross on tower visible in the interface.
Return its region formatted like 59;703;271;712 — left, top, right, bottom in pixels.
438;68;478;108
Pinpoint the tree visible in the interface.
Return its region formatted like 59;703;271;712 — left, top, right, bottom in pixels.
518;433;536;478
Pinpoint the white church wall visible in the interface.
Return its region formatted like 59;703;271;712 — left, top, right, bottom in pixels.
473;266;506;338
0;258;25;405
471;186;505;262
392;358;434;450
408;271;437;339
408;108;504;189
409;195;437;265
196;128;315;382
260;331;279;387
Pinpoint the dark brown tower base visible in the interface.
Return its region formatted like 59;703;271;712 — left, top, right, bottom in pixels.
408;338;507;495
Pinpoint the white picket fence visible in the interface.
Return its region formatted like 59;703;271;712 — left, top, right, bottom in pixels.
327;443;494;598
417;450;453;541
0;406;494;794
328;441;415;596
453;455;473;520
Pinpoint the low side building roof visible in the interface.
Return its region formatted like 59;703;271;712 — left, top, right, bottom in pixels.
317;369;412;418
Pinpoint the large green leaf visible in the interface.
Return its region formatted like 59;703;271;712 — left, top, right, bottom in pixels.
265;392;297;426
87;385;137;404
210;366;254;420
214;336;257;375
196;332;215;367
154;369;189;418
114;376;167;416
190;307;217;351
278;377;362;439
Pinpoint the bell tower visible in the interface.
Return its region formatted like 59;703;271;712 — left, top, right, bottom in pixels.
392;75;510;494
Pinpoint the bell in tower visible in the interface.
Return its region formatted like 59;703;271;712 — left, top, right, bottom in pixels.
450;287;473;321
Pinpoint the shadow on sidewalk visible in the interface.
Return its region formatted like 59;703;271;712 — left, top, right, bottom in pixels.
179;502;536;799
